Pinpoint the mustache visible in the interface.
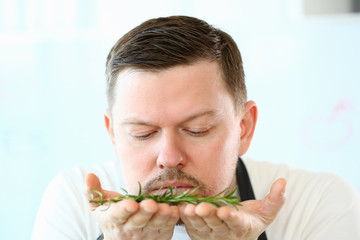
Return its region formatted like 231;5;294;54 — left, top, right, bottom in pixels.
142;168;210;196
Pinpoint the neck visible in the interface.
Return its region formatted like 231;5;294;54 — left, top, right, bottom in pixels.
225;174;238;196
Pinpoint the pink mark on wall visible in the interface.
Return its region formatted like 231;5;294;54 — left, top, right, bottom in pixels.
302;99;356;151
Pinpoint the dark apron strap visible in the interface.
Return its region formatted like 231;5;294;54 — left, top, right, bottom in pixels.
237;157;268;240
97;158;268;240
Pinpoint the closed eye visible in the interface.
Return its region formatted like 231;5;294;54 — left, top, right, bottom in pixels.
185;129;210;137
132;131;157;141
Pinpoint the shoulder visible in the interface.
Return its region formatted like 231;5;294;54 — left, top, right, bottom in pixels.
44;160;126;215
52;159;126;191
32;160;125;240
243;158;360;239
242;158;358;200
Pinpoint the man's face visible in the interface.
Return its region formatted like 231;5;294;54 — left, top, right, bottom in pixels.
106;61;246;196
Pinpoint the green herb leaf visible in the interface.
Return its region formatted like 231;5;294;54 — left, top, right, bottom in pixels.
89;184;242;208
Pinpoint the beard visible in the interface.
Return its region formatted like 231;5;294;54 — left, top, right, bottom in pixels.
142;168;212;226
142;168;211;197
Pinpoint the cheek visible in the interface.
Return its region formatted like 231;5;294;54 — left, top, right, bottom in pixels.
190;129;240;194
114;139;156;193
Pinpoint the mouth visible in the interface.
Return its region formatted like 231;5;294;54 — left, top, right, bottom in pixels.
151;182;196;195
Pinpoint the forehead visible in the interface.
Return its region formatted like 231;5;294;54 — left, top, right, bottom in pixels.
111;61;235;124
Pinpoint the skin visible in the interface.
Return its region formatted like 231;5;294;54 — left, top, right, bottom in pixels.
86;60;286;240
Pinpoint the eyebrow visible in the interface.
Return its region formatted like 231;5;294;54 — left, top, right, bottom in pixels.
120;110;218;126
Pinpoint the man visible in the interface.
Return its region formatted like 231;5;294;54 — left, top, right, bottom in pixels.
32;16;360;239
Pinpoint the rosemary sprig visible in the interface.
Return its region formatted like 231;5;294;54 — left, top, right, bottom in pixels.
89;183;241;208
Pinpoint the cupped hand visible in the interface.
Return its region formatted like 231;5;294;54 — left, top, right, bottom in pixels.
179;178;287;240
85;173;180;240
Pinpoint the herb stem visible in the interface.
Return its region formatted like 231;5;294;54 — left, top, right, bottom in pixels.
89;184;242;208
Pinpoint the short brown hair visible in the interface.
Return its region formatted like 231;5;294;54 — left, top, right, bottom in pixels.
105;16;247;112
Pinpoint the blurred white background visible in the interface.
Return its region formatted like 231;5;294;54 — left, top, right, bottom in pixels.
0;0;359;239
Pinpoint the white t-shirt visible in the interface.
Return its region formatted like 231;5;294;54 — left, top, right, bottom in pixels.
32;159;360;240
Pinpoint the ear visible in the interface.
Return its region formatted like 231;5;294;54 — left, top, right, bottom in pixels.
104;109;116;146
239;101;258;156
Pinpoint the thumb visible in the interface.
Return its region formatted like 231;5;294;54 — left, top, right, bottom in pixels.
86;173;102;192
261;178;287;222
85;173;104;210
84;173;122;210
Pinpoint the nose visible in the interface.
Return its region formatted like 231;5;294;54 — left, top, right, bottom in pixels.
156;131;186;169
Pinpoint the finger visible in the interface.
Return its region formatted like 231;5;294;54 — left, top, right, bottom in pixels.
217;178;286;229
217;206;253;230
85;173;104;210
179;204;192;226
195;202;229;232
125;199;158;229
167;205;180;226
147;203;172;229
85;173;120;198
84;173;122;210
95;199;139;226
85;173;102;192
181;204;211;233
262;178;287;219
